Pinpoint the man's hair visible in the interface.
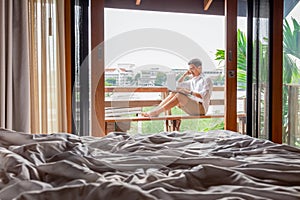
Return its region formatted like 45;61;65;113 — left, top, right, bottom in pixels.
188;58;202;67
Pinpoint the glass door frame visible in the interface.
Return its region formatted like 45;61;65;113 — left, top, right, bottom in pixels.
244;0;284;142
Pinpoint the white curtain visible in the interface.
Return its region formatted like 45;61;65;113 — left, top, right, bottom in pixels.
0;0;31;132
28;0;67;133
0;0;67;133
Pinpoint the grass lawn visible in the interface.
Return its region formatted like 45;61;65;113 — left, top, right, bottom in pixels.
127;106;224;135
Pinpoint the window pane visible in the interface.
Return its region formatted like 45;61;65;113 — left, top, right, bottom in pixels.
104;8;225;134
252;0;270;139
283;1;300;147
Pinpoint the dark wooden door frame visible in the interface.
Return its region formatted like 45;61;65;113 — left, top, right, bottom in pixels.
225;0;238;132
88;0;283;141
270;0;283;143
225;0;283;143
91;0;105;137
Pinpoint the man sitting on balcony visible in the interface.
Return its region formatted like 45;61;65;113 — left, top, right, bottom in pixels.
142;58;213;117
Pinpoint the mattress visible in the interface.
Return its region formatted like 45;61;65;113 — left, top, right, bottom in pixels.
0;128;300;200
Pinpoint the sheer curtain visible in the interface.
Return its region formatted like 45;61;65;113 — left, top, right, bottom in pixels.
0;0;67;133
28;0;67;133
0;0;31;132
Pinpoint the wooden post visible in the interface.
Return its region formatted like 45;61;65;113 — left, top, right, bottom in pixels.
204;0;213;10
91;0;105;137
136;0;141;6
270;0;283;143
288;85;300;146
225;0;237;131
65;0;72;133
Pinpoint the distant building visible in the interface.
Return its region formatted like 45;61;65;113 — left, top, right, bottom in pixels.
105;64;134;86
105;64;223;86
133;65;171;86
138;70;156;86
171;68;222;78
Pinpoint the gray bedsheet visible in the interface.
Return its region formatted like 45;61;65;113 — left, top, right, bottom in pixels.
0;129;300;200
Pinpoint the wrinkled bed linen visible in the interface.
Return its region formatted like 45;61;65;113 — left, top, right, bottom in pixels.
0;129;300;200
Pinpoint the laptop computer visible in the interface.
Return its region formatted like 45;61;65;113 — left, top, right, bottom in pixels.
166;72;177;91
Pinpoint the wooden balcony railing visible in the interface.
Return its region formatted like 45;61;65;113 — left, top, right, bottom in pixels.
103;86;246;134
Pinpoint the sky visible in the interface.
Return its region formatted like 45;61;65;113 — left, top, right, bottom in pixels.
104;3;300;71
287;2;300;22
104;8;225;71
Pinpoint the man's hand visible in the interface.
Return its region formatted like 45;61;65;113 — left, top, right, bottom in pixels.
178;70;192;83
183;70;192;77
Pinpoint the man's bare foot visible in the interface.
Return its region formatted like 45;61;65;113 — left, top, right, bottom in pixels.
141;111;159;117
141;112;150;117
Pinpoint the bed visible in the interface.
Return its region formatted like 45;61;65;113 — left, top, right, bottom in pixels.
0;128;300;200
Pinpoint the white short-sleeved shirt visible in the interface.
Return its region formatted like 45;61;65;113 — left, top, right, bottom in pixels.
178;73;213;113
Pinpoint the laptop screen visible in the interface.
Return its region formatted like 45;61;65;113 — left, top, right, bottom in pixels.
166;72;176;91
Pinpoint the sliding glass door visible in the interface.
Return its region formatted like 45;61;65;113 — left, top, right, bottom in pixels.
72;0;90;136
251;0;271;139
244;0;283;142
237;0;271;139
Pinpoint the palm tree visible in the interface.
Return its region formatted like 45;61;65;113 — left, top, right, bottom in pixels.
215;29;247;90
283;18;300;84
282;18;300;145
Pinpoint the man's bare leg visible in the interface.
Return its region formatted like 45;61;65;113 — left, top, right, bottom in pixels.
141;92;175;117
142;93;187;117
157;92;176;108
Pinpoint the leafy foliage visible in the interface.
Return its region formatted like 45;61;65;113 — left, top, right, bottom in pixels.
106;78;117;86
215;20;300;145
215;30;247;89
154;72;167;86
282;18;300;145
283;18;300;84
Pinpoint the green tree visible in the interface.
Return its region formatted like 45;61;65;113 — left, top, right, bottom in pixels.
283;18;300;84
282;18;300;144
105;81;112;86
154;72;167;86
126;76;134;85
134;73;141;83
215;19;300;145
106;78;117;86
215;29;247;90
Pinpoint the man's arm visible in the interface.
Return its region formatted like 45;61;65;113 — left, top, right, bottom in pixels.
177;70;191;83
179;77;213;99
190;90;202;99
197;78;213;99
